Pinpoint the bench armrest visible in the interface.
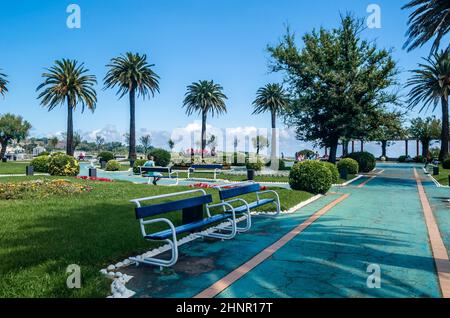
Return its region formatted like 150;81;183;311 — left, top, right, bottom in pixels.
206;202;236;220
139;217;177;243
257;190;280;204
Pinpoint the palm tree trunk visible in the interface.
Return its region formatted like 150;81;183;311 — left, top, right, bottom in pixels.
201;110;207;161
0;139;8;158
329;139;339;163
67;101;74;156
440;96;449;161
270;111;278;170
422;140;430;157
129;88;137;161
381;140;387;158
342;140;349;157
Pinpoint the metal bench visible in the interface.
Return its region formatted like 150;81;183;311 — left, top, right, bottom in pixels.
130;189;237;268
188;164;223;181
140;166;179;186
215;182;281;232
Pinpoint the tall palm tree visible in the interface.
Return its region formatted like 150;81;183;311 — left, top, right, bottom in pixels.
36;59;97;156
406;50;450;161
104;52;160;162
252;83;289;170
0;70;8;97
403;0;450;52
183;80;227;160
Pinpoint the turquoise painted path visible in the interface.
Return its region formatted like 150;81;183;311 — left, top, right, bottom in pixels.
123;164;442;298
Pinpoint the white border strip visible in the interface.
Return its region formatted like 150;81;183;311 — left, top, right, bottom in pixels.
422;167;449;188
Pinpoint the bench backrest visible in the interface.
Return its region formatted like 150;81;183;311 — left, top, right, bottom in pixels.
141;167;171;173
135;194;213;219
191;164;223;170
219;183;261;200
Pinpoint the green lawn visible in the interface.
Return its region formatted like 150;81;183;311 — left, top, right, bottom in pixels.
429;164;450;186
0;176;312;298
0;161;31;175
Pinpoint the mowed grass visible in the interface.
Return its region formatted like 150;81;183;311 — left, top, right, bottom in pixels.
0;176;312;298
428;164;450;186
0;161;31;175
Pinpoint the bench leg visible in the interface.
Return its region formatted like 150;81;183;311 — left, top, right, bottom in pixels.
129;239;178;268
197;218;237;240
224;213;252;233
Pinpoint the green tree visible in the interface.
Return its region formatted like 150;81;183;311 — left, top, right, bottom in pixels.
36;59;97;156
251;135;269;155
268;16;398;163
104;52;160;161
139;134;152;155
183;80;227;160
0;69;8;98
48;136;59;150
252;83;289;169
409;117;441;157
368;110;406;158
0;114;32;158
403;0;450;53
95;135;105;151
168;139;175;151
406;50;450;160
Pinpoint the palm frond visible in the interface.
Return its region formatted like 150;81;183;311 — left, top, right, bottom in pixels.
252;83;289;115
0;69;9;97
182;80;228;117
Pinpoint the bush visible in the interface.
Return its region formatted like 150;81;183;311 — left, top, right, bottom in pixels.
105;160;121;171
321;162;339;184
443;158;450;169
148;148;171;167
31;155;50;173
133;159;147;174
398;155;407;163
97;151;114;162
414;156;426;163
289;161;333;195
38;151;50;157
265;160;288;171
337;158;359;175
347;152;376;173
48;153;80;176
246;159;264;171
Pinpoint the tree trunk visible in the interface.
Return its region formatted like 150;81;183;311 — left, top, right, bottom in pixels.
342;140;349;157
328;139;339;164
270;111;278;170
0;139;8;158
381;140;387;158
422;140;430;158
439;96;449;161
201;110;207;161
67;101;74;156
129;88;137;161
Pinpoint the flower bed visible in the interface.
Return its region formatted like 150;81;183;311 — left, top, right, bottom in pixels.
0;179;93;200
76;176;114;182
189;182;268;191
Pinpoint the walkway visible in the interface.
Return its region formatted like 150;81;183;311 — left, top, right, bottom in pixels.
122;163;450;298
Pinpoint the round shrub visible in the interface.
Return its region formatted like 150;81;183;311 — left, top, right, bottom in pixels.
133;159;147;174
48;153;80;176
289;161;333;195
31;155;50;173
148;148;171;167
337;158;359;175
97;151;114;163
321;162;339;184
105;160;121;171
347;152;376;173
246;159;264;171
443;158;450;169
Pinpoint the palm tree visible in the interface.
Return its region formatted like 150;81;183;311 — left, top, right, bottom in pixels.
0;70;8;97
406;50;450;161
37;59;97;156
252;83;289;170
403;0;450;52
183;80;227;160
104;52;160;162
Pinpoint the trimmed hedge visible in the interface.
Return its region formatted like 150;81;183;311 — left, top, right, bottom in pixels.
347;152;376;173
148;148;171;167
133;159;147;174
48;153;80;176
289;161;332;195
105;160;121;171
97;151;114;162
337;158;359;175
321;162;339;184
31;155;50;173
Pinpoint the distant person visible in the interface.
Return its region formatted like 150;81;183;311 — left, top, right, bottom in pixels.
143;156;162;185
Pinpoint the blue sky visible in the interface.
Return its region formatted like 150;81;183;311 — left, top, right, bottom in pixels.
0;0;442;156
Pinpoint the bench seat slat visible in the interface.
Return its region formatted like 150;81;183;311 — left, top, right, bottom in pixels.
145;213;230;240
231;198;275;213
190;165;223;170
219;184;262;200
135;195;213;219
141;167;171;173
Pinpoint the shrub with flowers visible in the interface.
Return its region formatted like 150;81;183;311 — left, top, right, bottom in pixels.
48;153;80;176
0;179;93;200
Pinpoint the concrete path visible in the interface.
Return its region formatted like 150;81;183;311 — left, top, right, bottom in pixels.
122;163;449;298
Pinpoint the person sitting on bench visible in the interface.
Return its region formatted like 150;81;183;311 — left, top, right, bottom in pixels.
143;156;163;185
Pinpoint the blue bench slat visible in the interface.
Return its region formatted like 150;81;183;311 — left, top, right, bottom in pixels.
191;165;223;170
142;174;175;178
145;213;230;240
232;199;275;213
141;167;171;173
135;195;213;219
219;184;262;200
